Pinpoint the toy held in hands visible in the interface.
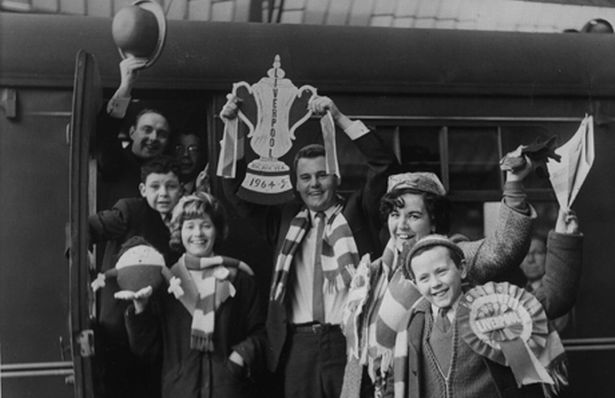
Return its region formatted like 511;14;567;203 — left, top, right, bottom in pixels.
91;236;184;300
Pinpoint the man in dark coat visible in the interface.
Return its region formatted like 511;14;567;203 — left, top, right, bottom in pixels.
97;57;172;209
221;95;397;398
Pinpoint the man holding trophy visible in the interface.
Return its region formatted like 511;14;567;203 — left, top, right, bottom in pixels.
219;61;397;397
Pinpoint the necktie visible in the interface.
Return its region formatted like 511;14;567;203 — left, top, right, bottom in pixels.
313;212;326;323
435;307;451;333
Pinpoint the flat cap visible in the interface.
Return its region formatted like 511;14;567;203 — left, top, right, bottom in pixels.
387;172;446;196
406;234;465;265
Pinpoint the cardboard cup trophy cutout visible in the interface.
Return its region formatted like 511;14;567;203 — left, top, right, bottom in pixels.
217;55;340;205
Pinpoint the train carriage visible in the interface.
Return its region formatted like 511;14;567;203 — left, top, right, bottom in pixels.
1;11;614;397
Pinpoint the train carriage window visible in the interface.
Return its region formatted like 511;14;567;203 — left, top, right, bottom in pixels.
396;125;442;176
449;202;485;241
447;127;501;191
501;123;578;190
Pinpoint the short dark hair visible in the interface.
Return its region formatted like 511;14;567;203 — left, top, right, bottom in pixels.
168;192;228;253
133;108;169;129
379;187;450;234
171;131;202;146
293;144;326;172
140;155;180;182
403;243;464;280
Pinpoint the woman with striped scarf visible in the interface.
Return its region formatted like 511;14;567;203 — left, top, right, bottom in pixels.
341;161;536;398
125;192;266;398
340;171;448;398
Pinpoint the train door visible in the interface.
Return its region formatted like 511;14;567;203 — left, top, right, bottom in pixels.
0;59;80;398
67;49;102;398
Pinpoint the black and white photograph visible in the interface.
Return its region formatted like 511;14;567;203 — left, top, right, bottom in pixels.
1;1;613;397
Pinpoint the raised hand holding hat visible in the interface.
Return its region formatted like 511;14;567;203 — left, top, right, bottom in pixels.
112;0;167;69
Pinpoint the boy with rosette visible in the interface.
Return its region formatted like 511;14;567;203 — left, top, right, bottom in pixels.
383;207;581;398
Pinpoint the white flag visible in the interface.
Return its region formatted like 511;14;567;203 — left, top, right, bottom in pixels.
547;115;595;209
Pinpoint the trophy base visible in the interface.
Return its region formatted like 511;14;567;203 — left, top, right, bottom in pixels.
238;159;295;205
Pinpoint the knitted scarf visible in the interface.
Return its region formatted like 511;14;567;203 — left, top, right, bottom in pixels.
341;239;399;398
170;254;253;352
374;268;424;359
270;203;358;303
343;240;397;367
389;299;425;398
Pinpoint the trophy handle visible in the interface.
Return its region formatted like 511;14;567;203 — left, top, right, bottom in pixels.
289;85;318;140
231;81;256;137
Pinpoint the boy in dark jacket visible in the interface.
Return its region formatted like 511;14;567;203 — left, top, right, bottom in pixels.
89;155;182;398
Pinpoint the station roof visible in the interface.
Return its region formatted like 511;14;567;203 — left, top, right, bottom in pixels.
2;0;615;33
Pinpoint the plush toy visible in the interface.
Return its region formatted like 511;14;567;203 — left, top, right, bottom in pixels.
91;236;183;300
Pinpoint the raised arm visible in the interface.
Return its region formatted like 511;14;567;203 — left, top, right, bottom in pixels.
308;95;398;254
97;58;147;177
533;209;583;319
460;156;535;284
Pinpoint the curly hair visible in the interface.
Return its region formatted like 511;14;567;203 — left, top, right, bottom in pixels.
379;187;450;235
168;192;228;253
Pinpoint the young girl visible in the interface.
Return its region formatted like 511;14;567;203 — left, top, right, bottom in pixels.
125;192;266;398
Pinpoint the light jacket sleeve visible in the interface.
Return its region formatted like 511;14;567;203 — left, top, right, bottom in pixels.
459;181;535;284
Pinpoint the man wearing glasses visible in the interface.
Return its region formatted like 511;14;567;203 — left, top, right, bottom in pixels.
172;132;209;195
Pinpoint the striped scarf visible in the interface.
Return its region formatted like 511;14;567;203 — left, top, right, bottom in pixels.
374;269;423;360
170;254;253;352
390;300;426;398
340;240;400;398
270;203;358;303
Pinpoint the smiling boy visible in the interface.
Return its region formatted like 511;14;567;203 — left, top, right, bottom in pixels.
387;235;545;398
89;155;182;398
386;225;582;398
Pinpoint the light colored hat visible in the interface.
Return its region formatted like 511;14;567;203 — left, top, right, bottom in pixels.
406;234;465;264
112;0;167;68
114;243;166;293
387;172;446;196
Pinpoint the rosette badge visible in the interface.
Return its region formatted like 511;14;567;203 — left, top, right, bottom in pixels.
458;282;556;387
111;0;167;68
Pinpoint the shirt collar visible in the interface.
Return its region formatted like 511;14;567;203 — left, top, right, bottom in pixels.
309;205;337;224
431;295;462;321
